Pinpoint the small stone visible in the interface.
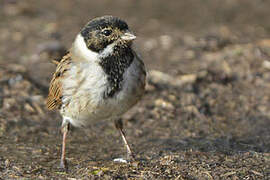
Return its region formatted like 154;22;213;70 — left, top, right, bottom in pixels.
113;158;128;163
262;60;270;70
5;159;10;167
25;103;35;113
159;35;173;50
154;99;174;110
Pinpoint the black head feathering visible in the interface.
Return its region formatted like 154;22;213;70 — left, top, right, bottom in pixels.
81;16;128;35
80;16;130;52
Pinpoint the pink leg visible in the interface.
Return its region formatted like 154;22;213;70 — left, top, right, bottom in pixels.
60;123;69;169
114;119;134;160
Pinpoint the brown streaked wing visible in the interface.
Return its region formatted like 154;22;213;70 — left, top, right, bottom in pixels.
46;53;72;110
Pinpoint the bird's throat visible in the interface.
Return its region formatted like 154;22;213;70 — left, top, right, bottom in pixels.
99;46;134;98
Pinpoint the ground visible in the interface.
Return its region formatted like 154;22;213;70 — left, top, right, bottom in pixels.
0;0;270;179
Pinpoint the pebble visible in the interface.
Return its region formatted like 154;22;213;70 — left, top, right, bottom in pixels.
154;99;174;110
113;158;128;163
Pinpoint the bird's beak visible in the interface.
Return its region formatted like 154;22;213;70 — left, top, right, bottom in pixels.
121;32;136;41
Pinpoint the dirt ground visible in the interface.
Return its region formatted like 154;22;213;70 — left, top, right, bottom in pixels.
0;0;270;179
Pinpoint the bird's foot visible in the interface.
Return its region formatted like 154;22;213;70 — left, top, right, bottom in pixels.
59;159;68;171
113;152;135;163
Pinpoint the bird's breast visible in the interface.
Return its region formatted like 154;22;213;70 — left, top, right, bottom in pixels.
61;57;145;127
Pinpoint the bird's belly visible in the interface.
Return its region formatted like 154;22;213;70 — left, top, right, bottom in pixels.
64;84;143;127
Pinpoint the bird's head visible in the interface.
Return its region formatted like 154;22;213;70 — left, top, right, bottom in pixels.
82;16;135;52
72;16;136;62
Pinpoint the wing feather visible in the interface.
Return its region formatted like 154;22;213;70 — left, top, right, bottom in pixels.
46;53;72;110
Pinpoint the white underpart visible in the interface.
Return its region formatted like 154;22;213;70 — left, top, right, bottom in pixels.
61;33;145;127
62;116;75;127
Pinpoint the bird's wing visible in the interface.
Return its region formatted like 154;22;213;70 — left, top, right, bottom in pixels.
46;53;72;110
134;50;146;78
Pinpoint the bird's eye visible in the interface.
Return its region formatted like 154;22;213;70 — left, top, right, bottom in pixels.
102;29;112;36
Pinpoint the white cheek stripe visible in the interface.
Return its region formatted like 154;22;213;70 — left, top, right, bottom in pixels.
73;33;118;61
99;41;117;58
73;34;99;62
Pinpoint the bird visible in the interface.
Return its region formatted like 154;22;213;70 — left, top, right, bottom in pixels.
46;15;146;169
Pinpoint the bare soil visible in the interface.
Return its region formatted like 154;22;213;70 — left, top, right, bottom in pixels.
0;0;270;179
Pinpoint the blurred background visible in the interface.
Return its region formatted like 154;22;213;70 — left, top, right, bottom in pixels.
0;0;270;179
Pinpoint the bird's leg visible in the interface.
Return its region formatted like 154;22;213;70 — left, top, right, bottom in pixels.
114;119;134;160
60;122;70;169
